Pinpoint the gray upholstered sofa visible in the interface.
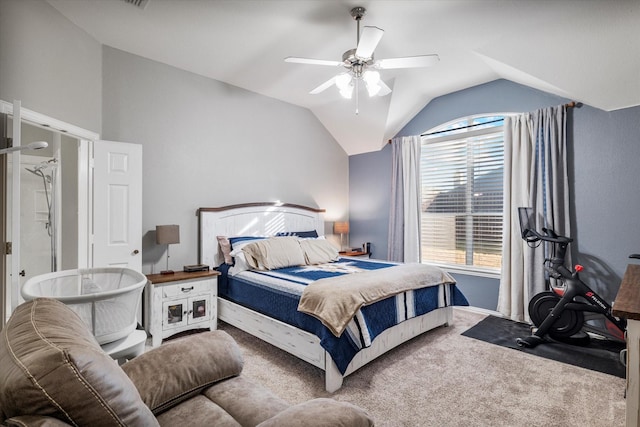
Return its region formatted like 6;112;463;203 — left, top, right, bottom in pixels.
0;298;374;426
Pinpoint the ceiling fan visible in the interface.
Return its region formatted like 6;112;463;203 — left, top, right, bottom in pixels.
285;6;439;105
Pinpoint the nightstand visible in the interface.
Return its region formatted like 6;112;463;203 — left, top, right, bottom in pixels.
145;270;220;347
339;250;370;258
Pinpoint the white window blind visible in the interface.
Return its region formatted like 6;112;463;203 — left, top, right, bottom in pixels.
420;116;504;272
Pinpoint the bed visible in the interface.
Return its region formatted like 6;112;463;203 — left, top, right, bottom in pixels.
197;202;468;392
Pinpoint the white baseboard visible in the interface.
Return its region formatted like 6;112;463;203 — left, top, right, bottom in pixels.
455;305;502;318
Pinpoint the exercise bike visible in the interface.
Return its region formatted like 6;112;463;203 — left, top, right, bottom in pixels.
515;207;631;351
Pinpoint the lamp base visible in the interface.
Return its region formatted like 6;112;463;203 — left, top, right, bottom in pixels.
160;269;175;275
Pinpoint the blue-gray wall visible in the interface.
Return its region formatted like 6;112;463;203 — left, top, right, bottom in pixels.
350;79;640;310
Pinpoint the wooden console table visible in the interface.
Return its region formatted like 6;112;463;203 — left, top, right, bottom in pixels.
612;263;640;426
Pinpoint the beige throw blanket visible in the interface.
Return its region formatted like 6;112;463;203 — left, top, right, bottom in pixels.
297;263;455;337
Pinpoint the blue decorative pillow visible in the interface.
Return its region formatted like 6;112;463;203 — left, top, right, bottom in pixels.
229;236;267;245
275;230;319;238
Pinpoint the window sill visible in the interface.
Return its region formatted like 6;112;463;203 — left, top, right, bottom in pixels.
425;263;501;280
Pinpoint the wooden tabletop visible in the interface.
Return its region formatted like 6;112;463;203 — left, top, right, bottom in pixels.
339;250;368;256
146;269;220;284
612;264;640;320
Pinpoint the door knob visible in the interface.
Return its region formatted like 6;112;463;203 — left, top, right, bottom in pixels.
132;249;140;255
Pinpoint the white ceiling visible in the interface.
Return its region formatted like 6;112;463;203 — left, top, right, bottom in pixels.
46;0;640;155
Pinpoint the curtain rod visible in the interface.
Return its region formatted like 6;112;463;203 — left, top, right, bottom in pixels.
387;101;577;144
421;118;504;138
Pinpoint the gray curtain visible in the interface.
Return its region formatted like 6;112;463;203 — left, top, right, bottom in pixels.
498;105;570;321
388;136;421;263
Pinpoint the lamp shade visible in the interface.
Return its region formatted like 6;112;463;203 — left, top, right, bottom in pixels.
334;221;349;234
156;224;180;245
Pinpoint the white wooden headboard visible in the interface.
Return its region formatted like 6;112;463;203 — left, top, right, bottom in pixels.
197;202;325;268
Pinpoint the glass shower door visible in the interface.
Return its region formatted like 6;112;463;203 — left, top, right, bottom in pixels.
3;115;79;323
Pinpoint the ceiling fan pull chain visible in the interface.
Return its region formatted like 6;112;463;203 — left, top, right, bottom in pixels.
355;79;359;115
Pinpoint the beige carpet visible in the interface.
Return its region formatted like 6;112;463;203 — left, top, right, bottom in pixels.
219;308;626;427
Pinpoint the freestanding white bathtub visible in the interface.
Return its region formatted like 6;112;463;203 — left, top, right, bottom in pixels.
21;267;146;345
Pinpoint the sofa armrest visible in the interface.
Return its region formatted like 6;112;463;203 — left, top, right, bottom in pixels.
122;330;243;414
256;398;374;427
4;415;73;427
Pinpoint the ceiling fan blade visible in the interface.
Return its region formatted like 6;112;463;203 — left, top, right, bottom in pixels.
377;79;392;97
310;76;337;94
376;54;440;69
285;57;343;67
355;26;384;59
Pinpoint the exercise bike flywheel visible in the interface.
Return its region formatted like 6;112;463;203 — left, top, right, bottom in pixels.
529;291;585;339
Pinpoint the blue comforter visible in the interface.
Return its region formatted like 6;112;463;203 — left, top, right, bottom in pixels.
218;258;468;374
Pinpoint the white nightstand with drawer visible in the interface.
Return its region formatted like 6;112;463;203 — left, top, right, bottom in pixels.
145;270;220;347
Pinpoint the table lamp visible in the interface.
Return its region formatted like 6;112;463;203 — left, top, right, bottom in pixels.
334;221;349;251
156;224;180;274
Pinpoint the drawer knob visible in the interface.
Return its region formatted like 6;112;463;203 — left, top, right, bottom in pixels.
181;286;194;293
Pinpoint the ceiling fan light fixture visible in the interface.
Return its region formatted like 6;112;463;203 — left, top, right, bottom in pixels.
339;85;354;99
365;81;381;97
363;70;382;97
363;70;380;84
335;73;352;90
335;73;354;98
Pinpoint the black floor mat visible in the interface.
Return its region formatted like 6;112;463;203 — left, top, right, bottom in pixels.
461;315;626;378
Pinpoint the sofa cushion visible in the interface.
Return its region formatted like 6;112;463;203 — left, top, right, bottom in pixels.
0;298;158;426
122;330;244;414
4;415;74;427
203;376;290;426
256;398;374;427
155;395;241;427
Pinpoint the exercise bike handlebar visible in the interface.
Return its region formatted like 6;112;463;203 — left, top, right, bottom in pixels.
522;226;574;279
522;226;573;245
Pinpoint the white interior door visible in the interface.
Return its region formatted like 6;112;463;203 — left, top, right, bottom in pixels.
92;140;142;272
9;101;22;317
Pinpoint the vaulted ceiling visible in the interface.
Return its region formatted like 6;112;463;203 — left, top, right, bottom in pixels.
46;0;640;155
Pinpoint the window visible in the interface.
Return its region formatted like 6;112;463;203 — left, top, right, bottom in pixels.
420;115;504;275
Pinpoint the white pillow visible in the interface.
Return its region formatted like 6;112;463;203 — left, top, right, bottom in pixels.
228;252;251;275
241;237;306;270
229;239;267;272
299;238;339;264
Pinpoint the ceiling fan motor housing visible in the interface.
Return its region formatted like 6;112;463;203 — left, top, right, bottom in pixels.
342;48;374;75
350;7;366;21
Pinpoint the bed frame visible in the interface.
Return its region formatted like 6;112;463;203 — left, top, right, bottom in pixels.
197;202;453;392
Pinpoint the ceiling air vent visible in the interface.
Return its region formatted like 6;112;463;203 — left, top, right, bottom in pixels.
122;0;149;9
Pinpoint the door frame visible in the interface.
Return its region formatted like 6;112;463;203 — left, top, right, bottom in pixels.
0;100;99;328
0;112;7;328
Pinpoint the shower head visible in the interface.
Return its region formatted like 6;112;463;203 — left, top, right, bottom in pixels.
26;158;56;182
25;167;51;184
27;141;48;151
0;140;48;155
